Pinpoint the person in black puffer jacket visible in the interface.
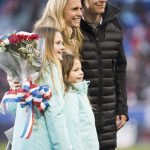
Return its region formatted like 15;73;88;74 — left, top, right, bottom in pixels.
80;0;128;150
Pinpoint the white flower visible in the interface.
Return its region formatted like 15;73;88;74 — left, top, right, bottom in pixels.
0;42;5;47
17;31;33;35
3;39;9;45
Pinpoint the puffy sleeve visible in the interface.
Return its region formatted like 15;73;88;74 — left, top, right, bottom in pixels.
114;18;128;119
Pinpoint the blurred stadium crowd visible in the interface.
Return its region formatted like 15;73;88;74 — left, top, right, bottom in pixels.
0;0;150;148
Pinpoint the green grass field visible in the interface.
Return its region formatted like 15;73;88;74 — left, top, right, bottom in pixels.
0;142;7;150
117;144;150;150
0;142;150;150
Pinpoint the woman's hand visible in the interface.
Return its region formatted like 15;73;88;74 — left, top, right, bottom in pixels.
116;115;127;130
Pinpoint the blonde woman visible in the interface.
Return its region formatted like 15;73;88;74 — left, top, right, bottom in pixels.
34;0;83;57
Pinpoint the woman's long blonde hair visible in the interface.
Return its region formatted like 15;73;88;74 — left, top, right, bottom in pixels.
35;27;63;91
34;0;83;56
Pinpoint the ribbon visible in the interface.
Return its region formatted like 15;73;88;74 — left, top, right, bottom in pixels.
1;80;52;139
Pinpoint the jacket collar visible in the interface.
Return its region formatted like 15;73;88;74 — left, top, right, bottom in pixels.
102;3;121;24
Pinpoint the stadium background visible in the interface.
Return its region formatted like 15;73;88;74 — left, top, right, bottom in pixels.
0;0;150;149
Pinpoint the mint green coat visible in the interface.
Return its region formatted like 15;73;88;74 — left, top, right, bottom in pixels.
6;63;72;150
63;81;99;150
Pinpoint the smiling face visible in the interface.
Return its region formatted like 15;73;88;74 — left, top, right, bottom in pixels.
53;32;64;60
64;0;82;28
85;0;107;15
68;58;84;83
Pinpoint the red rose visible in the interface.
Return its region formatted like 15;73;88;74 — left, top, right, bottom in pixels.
28;34;39;40
9;34;22;44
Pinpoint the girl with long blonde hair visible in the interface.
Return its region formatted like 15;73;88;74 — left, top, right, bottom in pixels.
7;27;73;150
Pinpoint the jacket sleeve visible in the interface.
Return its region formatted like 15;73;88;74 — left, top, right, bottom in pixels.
2;75;17;115
44;96;72;150
4;103;17;115
114;18;128;119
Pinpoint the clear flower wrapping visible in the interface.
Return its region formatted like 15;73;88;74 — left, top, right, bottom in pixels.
0;31;51;139
0;31;42;82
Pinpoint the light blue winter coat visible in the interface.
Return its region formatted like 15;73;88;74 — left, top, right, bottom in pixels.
6;62;72;150
63;81;99;150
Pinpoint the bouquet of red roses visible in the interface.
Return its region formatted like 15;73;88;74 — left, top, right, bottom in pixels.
0;31;42;80
0;31;51;139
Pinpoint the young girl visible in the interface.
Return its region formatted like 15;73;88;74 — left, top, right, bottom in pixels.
61;52;99;150
5;28;72;150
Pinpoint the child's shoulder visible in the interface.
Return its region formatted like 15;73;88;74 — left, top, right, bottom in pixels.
44;61;57;70
69;80;90;94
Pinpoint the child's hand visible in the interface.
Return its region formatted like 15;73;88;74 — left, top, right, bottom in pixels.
7;75;21;90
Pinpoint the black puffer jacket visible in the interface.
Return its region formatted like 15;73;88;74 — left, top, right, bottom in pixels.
80;3;128;149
